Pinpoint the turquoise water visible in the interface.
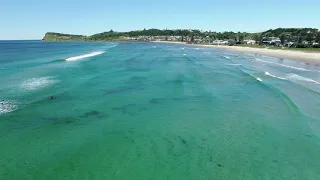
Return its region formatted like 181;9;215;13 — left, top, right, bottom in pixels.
1;41;320;180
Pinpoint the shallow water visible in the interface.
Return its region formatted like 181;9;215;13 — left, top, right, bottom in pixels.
1;41;320;180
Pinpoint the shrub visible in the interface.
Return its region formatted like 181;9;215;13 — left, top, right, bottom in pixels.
311;44;320;48
291;43;311;48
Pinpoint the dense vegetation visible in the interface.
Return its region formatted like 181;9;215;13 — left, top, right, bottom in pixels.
87;29;254;41
261;28;320;44
43;28;320;47
43;32;87;41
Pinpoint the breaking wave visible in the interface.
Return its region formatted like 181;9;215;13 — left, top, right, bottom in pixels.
65;51;105;61
0;100;18;115
255;58;317;72
264;72;286;80
264;72;320;84
21;77;58;91
286;74;320;85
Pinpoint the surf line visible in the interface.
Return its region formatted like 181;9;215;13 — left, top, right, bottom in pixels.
66;51;105;61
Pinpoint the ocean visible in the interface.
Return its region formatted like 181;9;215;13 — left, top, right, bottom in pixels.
1;41;320;180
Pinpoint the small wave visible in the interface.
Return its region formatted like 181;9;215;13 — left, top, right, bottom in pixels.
45;59;65;64
264;72;286;80
223;56;231;59
226;63;242;66
65;51;105;61
0;100;18;115
238;68;262;82
264;72;320;85
286;74;320;85
183;54;187;56
255;58;315;72
21;77;58;91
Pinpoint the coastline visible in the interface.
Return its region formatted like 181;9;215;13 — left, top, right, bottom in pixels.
152;40;187;45
152;41;320;65
200;45;320;65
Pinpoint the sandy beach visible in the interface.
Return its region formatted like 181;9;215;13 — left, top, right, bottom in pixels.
201;45;320;65
153;41;320;65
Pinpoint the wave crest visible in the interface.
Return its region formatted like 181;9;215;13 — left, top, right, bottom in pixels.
264;72;286;80
286;74;320;85
255;58;317;72
66;51;105;61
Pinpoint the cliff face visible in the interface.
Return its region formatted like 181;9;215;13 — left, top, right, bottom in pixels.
42;32;87;42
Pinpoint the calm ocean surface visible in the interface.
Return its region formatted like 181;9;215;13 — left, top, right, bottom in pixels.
1;41;320;179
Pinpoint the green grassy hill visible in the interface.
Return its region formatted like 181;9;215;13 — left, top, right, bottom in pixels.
42;32;87;42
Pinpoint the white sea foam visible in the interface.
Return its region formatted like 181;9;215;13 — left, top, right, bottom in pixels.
264;72;320;84
0;100;18;115
286;74;320;85
66;51;105;61
223;56;231;59
264;72;286;80
181;47;185;50
255;58;313;72
183;54;187;56
21;77;57;91
257;78;262;82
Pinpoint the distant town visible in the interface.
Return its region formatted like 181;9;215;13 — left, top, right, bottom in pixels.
43;28;320;49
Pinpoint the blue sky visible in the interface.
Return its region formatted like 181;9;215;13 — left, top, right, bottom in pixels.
1;0;320;40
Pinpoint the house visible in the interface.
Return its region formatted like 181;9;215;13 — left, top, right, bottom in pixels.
262;37;281;46
244;39;256;44
211;40;229;45
284;41;294;47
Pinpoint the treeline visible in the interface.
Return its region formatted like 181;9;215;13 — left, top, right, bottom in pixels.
44;28;320;45
88;29;255;41
261;28;320;44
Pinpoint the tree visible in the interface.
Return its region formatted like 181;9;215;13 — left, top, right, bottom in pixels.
316;32;320;43
191;35;194;42
280;33;286;45
306;33;314;44
256;35;263;45
237;32;244;43
253;34;260;44
298;34;303;43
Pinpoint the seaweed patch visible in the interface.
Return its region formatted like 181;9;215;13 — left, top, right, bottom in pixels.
112;103;144;116
149;98;162;104
178;136;187;145
105;87;136;95
79;110;103;118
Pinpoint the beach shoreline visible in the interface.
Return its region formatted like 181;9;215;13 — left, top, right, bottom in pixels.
152;41;320;65
200;45;320;65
